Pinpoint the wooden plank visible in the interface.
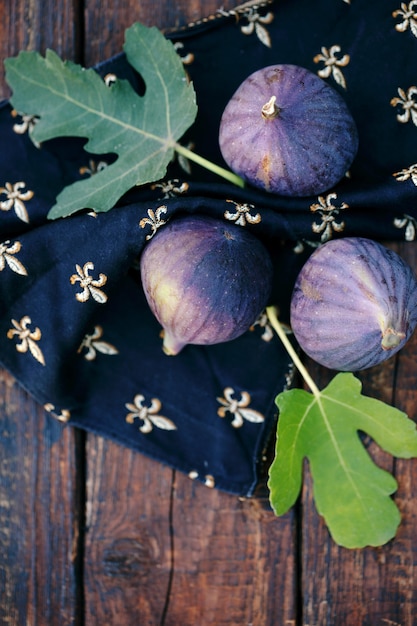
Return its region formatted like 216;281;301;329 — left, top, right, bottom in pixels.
0;2;83;624
81;2;298;624
0;0;82;100
300;243;417;625
83;444;174;624
0;370;83;626
163;475;298;625
82;0;243;68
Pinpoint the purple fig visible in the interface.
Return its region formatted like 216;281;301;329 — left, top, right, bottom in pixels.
219;64;358;197
140;215;273;355
290;237;417;371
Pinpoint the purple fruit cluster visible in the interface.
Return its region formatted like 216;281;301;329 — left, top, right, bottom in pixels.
140;65;417;367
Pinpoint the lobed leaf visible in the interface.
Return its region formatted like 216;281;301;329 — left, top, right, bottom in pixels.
4;22;198;218
268;372;417;548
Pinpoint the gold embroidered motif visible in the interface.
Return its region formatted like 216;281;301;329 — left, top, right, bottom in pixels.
394;214;417;240
393;163;417;185
151;179;189;198
78;325;119;360
174;42;195;65
0;181;34;223
139;205;169;240
224;200;262;226
204;475;215;488
103;73;117;86
393;2;417;38
313;45;350;89
187;471;215;488
44;403;71;423
11;110;40;145
70;262;108;303
391;86;417;125
310;193;348;242
240;7;274;47
293;240;321;254
7;316;45;365
250;310;274;342
0;240;28;275
217;387;264;428
79;159;108;176
125;394;176;433
77;325;119;361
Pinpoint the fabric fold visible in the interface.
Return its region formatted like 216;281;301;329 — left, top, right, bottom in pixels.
0;0;416;494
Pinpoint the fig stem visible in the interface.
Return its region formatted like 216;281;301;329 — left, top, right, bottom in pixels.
174;142;245;188
266;305;322;399
261;95;279;119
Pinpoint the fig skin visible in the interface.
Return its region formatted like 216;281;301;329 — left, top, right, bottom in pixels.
290;237;417;371
219;64;359;197
140;214;273;355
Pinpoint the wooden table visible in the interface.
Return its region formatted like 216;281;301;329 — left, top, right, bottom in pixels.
1;1;417;624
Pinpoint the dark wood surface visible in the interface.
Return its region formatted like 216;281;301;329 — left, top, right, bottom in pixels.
1;2;417;624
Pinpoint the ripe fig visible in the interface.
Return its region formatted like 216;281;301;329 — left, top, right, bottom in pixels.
140;215;273;355
219;64;358;197
290;237;417;371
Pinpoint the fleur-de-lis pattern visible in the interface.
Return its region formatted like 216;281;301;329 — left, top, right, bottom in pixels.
393;163;417;185
313;45;350;88
11;110;39;142
217;387;265;428
125;394;177;434
391;86;417;125
394;214;417;240
0;240;27;275
79;159;108;176
78;325;119;360
7;316;45;365
174;41;195;65
188;470;215;488
250;310;274;342
44;403;71;423
393;2;417;38
240;8;274;47
70;262;108;303
0;181;34;223
310;193;348;242
103;73;118;86
151;179;189;198
224;200;262;226
139;205;169;240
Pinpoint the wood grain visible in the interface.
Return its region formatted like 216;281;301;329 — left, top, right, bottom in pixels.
163;475;298;625
83;443;174;624
82;0;244;67
0;370;83;626
1;1;417;625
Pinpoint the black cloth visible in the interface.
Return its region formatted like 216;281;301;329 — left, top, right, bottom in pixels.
0;0;416;495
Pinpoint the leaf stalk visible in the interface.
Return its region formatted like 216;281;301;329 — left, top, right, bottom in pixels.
174;143;245;188
266;305;321;399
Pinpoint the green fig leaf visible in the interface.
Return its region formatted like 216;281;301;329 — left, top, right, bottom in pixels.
268;372;417;549
4;22;198;219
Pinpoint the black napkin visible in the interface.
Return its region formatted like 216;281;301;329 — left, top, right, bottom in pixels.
0;0;416;495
